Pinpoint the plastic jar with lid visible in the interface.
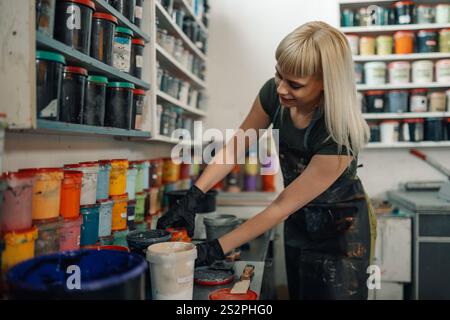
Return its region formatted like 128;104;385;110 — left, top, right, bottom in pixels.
364;62;386;85
105;82;135;129
387;90;409;113
428;91;447;112
59;66;88;124
394;31;414;54
54;0;95;54
109;0;136;23
416;5;436;24
380;120;400;144
36;51;66;120
346;35;359;55
132;89;146;130
436;4;450;23
417;30;438;53
388;61;411;84
91;13;118;66
113;27;134;73
131;38;145;79
424;118;444;141
376;35;393;55
84;76;108;126
410;89;428;112
436;59;450;83
360;36;375;56
394;1;414;24
365;91;385;113
440;29;450;53
403;119;424;142
412;60;434;83
36;0;56;37
341;9;356;27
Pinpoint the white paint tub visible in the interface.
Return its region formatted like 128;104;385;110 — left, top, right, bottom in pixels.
146;242;197;300
364;62;386;85
412;60;434;83
388;61;411;84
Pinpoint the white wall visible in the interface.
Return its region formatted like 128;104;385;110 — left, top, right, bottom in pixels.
205;0;450;198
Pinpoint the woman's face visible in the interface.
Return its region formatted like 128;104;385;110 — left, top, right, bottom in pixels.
274;64;324;109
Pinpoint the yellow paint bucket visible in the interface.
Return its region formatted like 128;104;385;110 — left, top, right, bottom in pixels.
109;159;129;196
1;226;38;271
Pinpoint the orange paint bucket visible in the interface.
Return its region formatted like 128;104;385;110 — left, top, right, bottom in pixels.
60;171;83;219
394;31;414;54
162;158;180;184
111;193;128;231
109;159;129;196
1;226;38;271
19;168;64;220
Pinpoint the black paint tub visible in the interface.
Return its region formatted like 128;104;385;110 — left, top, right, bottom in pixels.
105;82;135;129
6;249;147;300
54;0;96;55
424;118;444;141
131;38;145;79
59;66;88;124
126;230;171;256
134;0;144;28
132;89;146;130
166;189;218;213
109;0;136;23
36;51;66;120
83;76;108;126
91;13;118;66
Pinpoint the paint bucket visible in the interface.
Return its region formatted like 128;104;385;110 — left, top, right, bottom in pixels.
440;29;450;53
59;216;82;252
364;62;386;85
19;168;63;221
113;27;134;73
97;199;114;237
113;229;129;247
1;227;38;271
403;119;424;142
6;249;147;299
387;90;409;113
60;170;83;219
65;162;99;206
162;158;180;184
417;30;438;53
34;217;62;256
98;234;114;245
36;51;66;120
394;1;413;24
147;188;159;215
354;63;363;84
436;4;450;23
59;66;88;124
96;160;111;201
91;13;118;66
394;31;414;54
359;36;375;55
36;0;56;37
1;172;35;233
380;120;400;144
105;82;135;129
127;230;171;256
436;59;450;83
209;288;258;301
412;60;434;83
376;35;393;55
127;200;137;230
80;204;100;246
365;91;385;113
84;76;108;126
135;192;146;224
126;165;138;200
146;242;197;300
150;159;163;187
244;175;258;191
410;89;428;112
424;118;444;141
388;61;411;84
429;92;447;112
204;214;241;242
54;0;95;54
131;38;145;79
109;159;129;196
346;35;359;55
111;194;128;231
416;5;436;24
132;161;146;193
368;121;381;142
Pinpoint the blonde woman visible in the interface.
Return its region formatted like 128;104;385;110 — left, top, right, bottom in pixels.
158;21;376;300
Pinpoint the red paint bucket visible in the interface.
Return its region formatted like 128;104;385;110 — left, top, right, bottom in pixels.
59;216;82;252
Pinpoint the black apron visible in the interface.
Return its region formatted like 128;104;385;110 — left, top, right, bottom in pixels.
272;105;374;300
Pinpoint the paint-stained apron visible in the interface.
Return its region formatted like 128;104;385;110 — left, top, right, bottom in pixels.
272;105;377;300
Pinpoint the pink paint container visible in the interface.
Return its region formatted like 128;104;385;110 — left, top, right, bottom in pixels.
59;216;82;252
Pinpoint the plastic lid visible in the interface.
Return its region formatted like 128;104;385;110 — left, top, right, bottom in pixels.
404;118;425;123
62;0;96;10
64;66;88;76
209;288;258;300
93;12;118;25
79;161;99;167
411;88;428;94
63;170;83;178
116;27;134;37
132;38;145;46
436;59;450;65
394;31;415;37
97;198;114;204
366;90;385;95
88;76;108;84
36;51;66;64
107;82;135;89
194;268;235;286
19;168;64;174
388;61;410;67
133;89;146;96
111;193;129;200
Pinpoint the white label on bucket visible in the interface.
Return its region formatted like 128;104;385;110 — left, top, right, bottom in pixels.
121;212;127;219
399;15;411;24
136;55;144;68
40;99;58;118
66;5;81;30
128;215;135;221
177;275;193;284
374;98;383;110
135;6;143;19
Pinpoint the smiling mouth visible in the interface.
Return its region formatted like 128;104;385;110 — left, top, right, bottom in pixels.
280;97;295;103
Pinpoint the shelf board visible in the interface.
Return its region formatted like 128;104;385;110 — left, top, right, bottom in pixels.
354;52;450;62
156;44;206;89
176;0;209;34
155;1;207;61
339;0;396;4
157;91;206;117
364;112;450;120
27;120;152;138
366;141;450;149
151;134;203;146
357;82;450;90
37;33;150;90
94;0;150;42
341;23;450;34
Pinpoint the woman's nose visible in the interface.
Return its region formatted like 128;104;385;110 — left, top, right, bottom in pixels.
276;80;289;96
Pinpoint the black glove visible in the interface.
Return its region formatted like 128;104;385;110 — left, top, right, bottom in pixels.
156;185;206;237
195;239;226;267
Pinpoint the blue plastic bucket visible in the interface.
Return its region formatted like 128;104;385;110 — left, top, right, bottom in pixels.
80;204;100;246
96;162;111;201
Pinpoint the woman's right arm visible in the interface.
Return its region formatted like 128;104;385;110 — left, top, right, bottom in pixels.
194;95;272;193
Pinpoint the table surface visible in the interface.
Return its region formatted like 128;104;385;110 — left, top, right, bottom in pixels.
388;190;450;212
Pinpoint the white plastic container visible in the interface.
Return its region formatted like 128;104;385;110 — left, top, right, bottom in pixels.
380;120;400;144
146;242;197;300
364;62;387;85
346;34;359;55
412;60;434;83
388;61;411;84
126;167;138;200
65;162;99;206
436;4;450;23
435;59;450;83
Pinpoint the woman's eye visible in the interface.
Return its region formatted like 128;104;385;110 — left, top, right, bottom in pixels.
289;83;303;90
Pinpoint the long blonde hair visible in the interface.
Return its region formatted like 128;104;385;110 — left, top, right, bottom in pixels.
276;21;369;156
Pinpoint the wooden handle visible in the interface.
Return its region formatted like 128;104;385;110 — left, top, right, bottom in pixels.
241;264;255;281
410;149;426;161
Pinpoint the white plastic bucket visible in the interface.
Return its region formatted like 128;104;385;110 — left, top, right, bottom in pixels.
146;242;197;300
412;60;434;83
364;62;386;85
380;120;400;144
435;59;450;83
388;61;411;84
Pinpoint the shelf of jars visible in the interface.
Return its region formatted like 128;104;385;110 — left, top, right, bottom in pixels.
157;90;206;116
353;52;450;62
363;112;450;119
342;23;450;34
357;83;449;90
366;141;450;149
176;0;209;34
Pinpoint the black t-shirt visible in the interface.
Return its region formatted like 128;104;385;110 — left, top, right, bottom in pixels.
259;78;358;194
